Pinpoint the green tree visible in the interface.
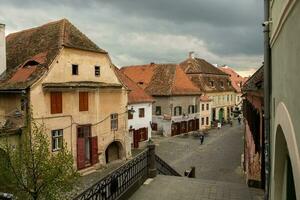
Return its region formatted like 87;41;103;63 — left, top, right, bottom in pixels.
0;121;78;200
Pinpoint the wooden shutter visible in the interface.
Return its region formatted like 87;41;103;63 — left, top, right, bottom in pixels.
77;138;86;170
79;92;88;111
90;136;99;165
51;92;62;114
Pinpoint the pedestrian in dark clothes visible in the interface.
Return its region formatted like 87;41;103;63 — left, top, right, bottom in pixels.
238;116;241;124
199;134;204;144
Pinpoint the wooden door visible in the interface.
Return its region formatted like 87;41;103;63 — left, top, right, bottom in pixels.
181;121;187;133
90;136;99;165
133;129;140;148
77;138;86;170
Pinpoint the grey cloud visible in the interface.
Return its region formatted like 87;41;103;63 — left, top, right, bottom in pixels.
0;0;263;69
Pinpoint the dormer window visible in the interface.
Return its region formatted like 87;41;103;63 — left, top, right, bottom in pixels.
72;64;78;75
227;80;231;86
220;81;224;87
209;81;214;87
138;81;144;85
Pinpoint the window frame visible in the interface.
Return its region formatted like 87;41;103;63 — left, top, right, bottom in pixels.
111;113;118;131
206;117;209;125
51;129;63;152
128;110;133;120
155;106;161;116
206;104;209;110
188;105;195;114
139;108;145;118
72;64;79;75
174;106;182;116
201;117;204;125
95;66;100;77
201;104;205;111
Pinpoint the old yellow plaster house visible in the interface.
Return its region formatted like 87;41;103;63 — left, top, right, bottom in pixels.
0;19;131;172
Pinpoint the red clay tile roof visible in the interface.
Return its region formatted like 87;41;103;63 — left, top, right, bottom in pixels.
179;57;235;93
113;66;154;104
122;63;201;96
180;57;227;75
120;64;156;89
0;19;106;90
219;66;247;93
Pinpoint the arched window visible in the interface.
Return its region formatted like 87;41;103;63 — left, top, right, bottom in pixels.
188;105;195;114
174;106;182;116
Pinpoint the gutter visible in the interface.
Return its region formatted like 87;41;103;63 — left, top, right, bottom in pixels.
263;0;271;199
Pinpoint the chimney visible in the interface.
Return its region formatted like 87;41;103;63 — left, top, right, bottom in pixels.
188;51;194;59
0;23;6;76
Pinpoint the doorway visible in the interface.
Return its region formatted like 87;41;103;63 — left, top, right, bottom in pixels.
77;125;91;169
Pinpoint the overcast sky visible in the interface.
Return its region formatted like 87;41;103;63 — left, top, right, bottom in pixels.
0;0;263;76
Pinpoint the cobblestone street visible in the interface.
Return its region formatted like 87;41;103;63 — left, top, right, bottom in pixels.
154;121;244;183
130;120;264;200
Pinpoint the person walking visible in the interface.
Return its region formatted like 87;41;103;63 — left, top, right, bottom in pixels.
199;134;204;145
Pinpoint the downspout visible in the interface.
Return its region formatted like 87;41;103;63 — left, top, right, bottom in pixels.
263;0;271;199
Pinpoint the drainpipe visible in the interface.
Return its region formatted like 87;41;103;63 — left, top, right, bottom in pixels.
263;0;271;199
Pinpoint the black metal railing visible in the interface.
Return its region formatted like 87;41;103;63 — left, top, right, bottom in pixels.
74;149;149;200
155;154;181;176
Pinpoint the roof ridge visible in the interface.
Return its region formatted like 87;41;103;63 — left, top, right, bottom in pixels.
6;19;65;39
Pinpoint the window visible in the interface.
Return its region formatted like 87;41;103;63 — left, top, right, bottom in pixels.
72;64;78;75
206;104;209;110
21;99;25;111
188;105;195;114
95;66;100;76
155;106;161;115
111;113;118;130
50;92;62;114
231;95;233;101
195;105;198;113
128;111;133;119
79;92;88;111
174;106;182;116
201;118;204;125
201;104;205;111
227;95;229;102
139;108;145;118
206;117;209;125
220;81;224;87
52;129;63;151
209;81;214;87
227;80;231;86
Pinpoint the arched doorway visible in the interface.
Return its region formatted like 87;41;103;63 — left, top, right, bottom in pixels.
273;126;296;200
105;141;124;164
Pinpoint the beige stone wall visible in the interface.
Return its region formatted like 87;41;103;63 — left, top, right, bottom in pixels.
199;101;212;129
29;47;130;169
0;93;23;124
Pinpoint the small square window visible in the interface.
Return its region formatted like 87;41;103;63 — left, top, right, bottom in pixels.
52;129;63;151
72;64;78;75
95;66;100;76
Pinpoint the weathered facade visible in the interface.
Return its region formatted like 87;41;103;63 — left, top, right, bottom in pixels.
0;19;131;173
179;56;236;125
268;0;300;199
242;66;265;188
121;63;207;136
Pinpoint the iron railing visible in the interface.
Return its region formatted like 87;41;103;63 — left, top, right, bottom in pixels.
74;149;149;200
155;154;181;176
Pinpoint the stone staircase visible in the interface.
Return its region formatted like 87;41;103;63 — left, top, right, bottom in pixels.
129;175;264;200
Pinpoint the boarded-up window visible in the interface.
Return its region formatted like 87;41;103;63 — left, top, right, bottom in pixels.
50;92;62;114
79;92;88;111
139;108;145;118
